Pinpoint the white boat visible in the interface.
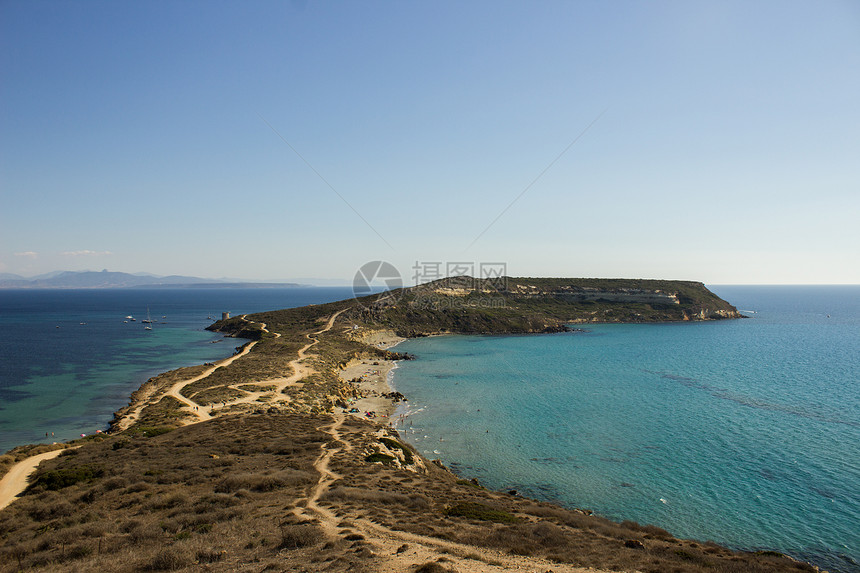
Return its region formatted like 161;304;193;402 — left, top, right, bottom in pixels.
143;308;153;330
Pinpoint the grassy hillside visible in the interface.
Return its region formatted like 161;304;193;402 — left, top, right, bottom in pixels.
226;276;742;339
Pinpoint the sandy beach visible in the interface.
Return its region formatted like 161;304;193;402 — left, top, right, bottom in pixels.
338;329;406;423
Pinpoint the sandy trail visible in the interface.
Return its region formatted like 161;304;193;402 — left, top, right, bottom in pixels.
123;311;348;425
0;449;68;511
115;326;260;430
300;412;347;539
299;412;605;573
216;310;347;410
117;316;291;428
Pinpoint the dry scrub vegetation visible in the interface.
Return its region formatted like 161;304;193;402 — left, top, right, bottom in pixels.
1;412;819;573
1;414;327;572
0;300;822;572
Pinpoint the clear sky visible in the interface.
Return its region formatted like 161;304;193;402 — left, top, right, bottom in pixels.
2;0;858;284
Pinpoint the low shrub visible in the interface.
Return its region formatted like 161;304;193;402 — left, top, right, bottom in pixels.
26;497;74;520
25;465;103;492
322;486;430;509
214;469;312;493
379;438;414;464
365;453;396;464
193;493;241;511
279;523;323;549
129;426;174;437
195;546;224;563
444;502;518;523
529;521;570;546
147;492;189;510
414;562;456;573
101;476;128;490
64;544;92;560
144;546;193;571
455;479;484;489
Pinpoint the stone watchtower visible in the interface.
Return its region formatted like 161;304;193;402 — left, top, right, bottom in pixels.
222;312;230;320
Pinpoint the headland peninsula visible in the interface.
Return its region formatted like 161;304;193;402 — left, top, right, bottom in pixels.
0;278;824;572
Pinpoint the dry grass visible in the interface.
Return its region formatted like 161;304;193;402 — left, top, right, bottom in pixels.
134;395;196;428
0;413;328;572
1;412;820;573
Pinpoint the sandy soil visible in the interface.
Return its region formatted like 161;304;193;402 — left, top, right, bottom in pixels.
359;329;406;350
0;449;67;510
338;330;406;424
297;412;611;573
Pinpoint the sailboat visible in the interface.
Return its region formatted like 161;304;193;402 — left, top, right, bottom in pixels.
143;308;153;330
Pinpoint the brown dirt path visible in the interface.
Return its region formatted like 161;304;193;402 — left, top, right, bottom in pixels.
297;412;610;573
0;449;68;511
113;326;260;430
115;311;347;429
214;309;347;409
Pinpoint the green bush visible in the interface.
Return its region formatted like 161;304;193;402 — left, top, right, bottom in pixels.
364;453;396;464
26;465;103;492
444;502;518;523
128;426;173;437
379;438;414;464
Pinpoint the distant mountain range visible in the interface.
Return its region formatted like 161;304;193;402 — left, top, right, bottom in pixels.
0;270;304;289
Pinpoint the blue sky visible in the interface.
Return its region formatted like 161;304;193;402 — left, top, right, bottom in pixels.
2;0;858;284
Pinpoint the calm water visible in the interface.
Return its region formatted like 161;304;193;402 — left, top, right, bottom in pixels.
0;287;355;454
391;286;860;573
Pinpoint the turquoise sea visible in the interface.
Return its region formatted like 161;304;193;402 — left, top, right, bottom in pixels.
391;286;860;573
0;287;356;454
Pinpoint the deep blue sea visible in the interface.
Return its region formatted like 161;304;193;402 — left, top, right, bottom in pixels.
0;287;356;454
391;286;860;573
